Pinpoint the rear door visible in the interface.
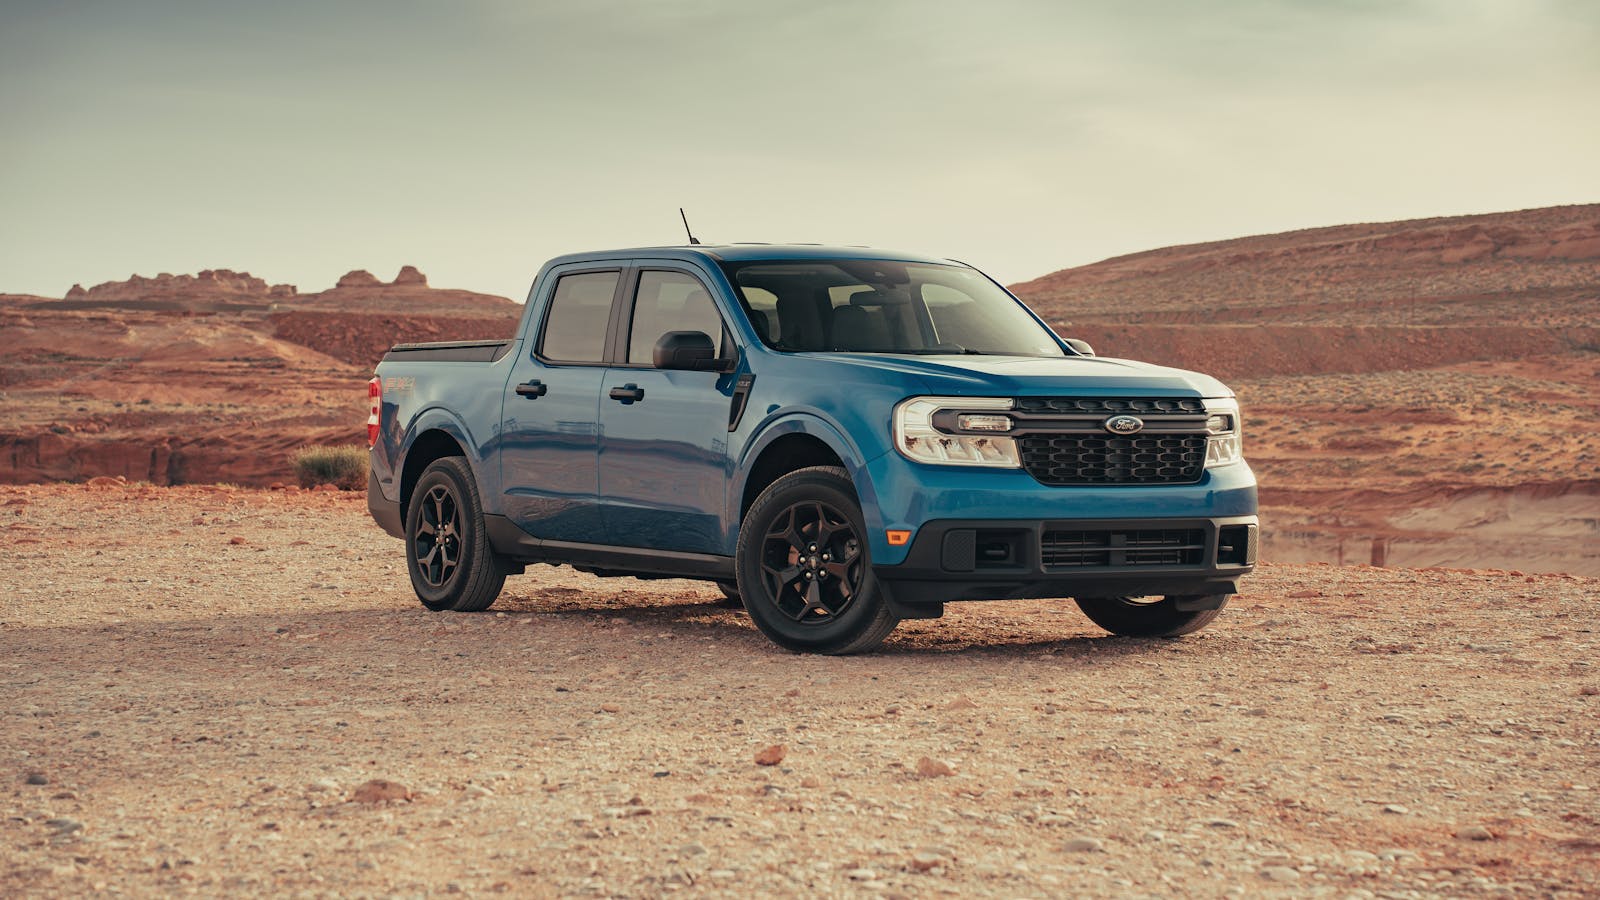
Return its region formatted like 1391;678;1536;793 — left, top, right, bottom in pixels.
597;266;739;555
498;264;624;543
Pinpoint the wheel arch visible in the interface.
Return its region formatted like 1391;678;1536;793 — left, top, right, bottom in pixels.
399;428;470;527
734;416;884;532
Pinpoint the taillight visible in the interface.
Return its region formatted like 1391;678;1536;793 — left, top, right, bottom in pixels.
367;376;382;447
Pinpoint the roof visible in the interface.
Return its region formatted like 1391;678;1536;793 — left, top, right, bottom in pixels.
542;244;962;268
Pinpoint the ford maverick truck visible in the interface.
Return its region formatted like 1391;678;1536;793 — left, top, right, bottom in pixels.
366;245;1257;654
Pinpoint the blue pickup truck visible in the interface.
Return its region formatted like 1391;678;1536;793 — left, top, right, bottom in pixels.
366;244;1256;654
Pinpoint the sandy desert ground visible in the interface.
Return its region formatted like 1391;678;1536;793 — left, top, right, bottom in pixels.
3;484;1597;897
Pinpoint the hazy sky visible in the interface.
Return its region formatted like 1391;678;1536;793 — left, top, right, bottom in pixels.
2;0;1596;300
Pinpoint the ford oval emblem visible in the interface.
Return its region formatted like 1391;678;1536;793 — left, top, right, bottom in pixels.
1104;414;1144;435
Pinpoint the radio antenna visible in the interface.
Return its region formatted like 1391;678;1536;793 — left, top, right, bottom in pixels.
679;208;701;245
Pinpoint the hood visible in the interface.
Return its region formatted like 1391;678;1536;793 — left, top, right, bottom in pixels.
801;352;1234;398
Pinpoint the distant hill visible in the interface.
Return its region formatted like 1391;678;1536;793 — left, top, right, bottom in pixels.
30;266;519;319
1011;204;1600;329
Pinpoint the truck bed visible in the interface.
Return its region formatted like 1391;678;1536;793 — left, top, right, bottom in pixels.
383;340;514;363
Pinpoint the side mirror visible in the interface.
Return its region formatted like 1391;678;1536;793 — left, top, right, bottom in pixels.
1064;337;1095;357
653;330;720;370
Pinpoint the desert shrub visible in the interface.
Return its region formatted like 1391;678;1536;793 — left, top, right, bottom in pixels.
291;445;368;490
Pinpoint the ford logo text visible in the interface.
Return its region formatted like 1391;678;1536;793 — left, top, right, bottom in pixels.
1103;414;1145;435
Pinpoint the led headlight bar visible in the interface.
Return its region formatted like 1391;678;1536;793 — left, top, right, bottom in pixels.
893;397;1021;468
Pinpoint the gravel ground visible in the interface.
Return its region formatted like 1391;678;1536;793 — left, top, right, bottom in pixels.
3;484;1598;898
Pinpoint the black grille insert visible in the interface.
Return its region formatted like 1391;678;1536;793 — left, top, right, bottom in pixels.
1015;397;1205;415
1040;528;1207;569
1019;434;1206;485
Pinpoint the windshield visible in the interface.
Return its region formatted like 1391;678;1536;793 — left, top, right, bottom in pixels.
720;259;1065;357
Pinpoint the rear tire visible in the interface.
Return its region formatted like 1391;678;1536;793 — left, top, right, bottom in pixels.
715;580;744;609
736;466;898;654
405;457;509;612
1075;595;1228;637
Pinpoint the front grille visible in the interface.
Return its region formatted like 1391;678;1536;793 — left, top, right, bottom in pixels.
1019;434;1207;485
1040;528;1207;569
1015;397;1205;415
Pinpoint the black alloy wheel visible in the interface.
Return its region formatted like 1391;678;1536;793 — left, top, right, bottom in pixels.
759;500;864;623
736;466;899;654
405;457;509;612
412;484;460;588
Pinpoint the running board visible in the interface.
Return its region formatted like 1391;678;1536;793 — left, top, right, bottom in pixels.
484;515;735;581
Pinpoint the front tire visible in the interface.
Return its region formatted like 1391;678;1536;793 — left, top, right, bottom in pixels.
405;457;509;612
1075;595;1228;637
736;466;899;654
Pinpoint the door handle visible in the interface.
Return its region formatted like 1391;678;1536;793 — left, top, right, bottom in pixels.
515;380;547;398
608;384;644;403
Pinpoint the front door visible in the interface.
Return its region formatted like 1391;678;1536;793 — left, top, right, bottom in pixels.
498;266;622;543
597;268;738;555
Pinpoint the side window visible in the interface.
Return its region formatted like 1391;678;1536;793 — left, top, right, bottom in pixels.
626;270;727;363
539;271;619;363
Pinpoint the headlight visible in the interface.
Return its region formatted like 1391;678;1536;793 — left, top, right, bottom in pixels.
1203;399;1243;468
893;397;1021;467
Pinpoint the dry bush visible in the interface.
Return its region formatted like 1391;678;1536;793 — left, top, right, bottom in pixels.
291;445;368;490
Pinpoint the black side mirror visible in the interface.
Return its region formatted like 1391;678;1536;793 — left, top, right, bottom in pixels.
653;331;720;370
1064;337;1095;357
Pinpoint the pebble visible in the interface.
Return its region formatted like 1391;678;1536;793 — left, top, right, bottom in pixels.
1382;804;1409;814
1259;866;1300;882
845;868;879;881
1062;837;1103;852
916;757;955;778
350;779;411;804
754;744;787;767
1205;818;1240;829
1455;825;1494;841
463;784;494;799
25;771;49;786
46;817;83;834
307;778;340;793
679;842;707;857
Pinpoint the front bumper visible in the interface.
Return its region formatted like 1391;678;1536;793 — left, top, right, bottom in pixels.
873;514;1257;610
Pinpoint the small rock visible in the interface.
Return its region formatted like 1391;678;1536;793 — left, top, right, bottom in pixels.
45;818;83;835
909;851;944;872
24;771;49;786
1205;818;1239;829
1455;825;1494;841
845;868;879;881
463;784;494;799
1062;837;1102;853
1259;866;1300;882
1579;686;1598;697
228;536;248;545
350;779;412;804
916;757;955;778
307;778;340;793
946;695;979;710
599;704;621;713
679;842;708;857
1383;804;1408;815
754;744;787;766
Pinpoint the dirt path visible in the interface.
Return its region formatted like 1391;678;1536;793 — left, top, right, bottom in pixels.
3;485;1597;897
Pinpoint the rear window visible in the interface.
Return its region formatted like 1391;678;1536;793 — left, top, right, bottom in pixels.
539;271;619;363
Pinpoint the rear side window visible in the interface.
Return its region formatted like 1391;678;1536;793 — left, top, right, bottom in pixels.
626;270;727;363
540;271;619;363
